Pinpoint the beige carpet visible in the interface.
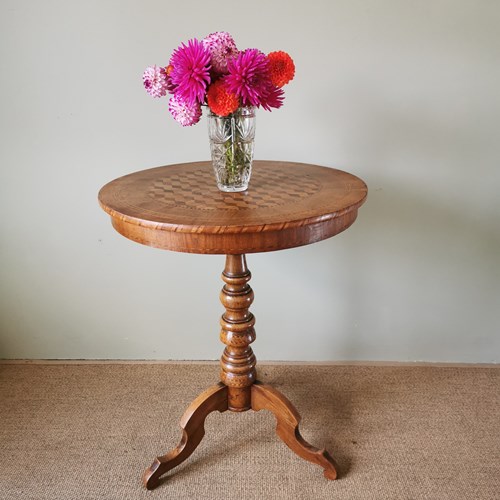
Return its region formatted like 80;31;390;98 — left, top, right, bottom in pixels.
0;363;498;500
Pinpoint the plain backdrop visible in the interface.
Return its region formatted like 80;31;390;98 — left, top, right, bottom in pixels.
1;0;499;362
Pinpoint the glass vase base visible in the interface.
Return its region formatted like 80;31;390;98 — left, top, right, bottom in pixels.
217;183;249;193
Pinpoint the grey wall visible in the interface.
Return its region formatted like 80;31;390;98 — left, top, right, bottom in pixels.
1;0;499;362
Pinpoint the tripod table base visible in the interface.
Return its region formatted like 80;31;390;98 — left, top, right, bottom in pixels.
143;381;337;490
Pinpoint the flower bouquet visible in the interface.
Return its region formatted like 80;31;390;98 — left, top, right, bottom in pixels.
143;31;295;191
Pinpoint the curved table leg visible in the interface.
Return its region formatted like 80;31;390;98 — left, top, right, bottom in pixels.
143;383;228;489
251;382;338;480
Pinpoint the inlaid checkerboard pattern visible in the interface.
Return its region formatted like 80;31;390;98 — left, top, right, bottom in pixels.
148;168;321;211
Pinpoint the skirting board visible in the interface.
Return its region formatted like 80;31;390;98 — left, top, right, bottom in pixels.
0;359;498;367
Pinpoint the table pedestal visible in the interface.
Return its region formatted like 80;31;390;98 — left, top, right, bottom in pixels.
143;254;338;489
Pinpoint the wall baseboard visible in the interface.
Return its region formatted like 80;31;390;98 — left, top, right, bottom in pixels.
0;359;497;367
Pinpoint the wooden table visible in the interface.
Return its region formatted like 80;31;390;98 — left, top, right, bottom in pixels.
98;160;367;489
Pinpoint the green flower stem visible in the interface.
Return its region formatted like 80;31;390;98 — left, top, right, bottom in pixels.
223;113;245;185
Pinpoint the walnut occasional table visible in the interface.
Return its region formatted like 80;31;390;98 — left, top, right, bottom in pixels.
98;160;367;489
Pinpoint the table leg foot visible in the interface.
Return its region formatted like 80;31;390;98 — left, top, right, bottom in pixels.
142;383;228;490
251;381;338;480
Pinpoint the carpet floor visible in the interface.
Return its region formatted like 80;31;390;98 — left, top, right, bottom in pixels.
0;363;498;500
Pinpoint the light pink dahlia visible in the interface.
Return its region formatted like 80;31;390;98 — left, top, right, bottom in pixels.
168;94;202;126
142;65;169;98
202;31;239;74
169;39;211;106
224;49;283;110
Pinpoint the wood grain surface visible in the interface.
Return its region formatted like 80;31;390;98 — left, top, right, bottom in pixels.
98;161;367;254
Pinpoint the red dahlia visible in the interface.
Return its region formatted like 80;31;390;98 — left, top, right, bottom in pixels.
267;51;295;88
207;80;240;116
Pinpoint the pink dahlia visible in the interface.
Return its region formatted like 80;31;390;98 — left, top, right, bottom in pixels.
224;49;283;110
202;31;239;74
142;65;169;98
169;39;211;105
168;94;202;126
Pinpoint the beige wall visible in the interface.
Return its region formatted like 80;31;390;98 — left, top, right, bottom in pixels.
1;0;499;362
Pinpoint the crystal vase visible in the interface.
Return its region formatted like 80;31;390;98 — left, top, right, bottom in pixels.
207;107;256;192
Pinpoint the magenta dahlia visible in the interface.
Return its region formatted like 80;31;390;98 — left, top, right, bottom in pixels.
169;39;211;106
168;94;202;127
202;31;239;74
142;65;169;98
258;84;284;111
224;49;283;110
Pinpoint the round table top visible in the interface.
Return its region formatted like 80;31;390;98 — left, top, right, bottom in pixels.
98;161;367;254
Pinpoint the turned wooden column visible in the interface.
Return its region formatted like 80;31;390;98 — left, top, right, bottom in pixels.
219;254;256;411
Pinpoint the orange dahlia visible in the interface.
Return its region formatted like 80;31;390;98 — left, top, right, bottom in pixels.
267;51;295;88
207;80;240;116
